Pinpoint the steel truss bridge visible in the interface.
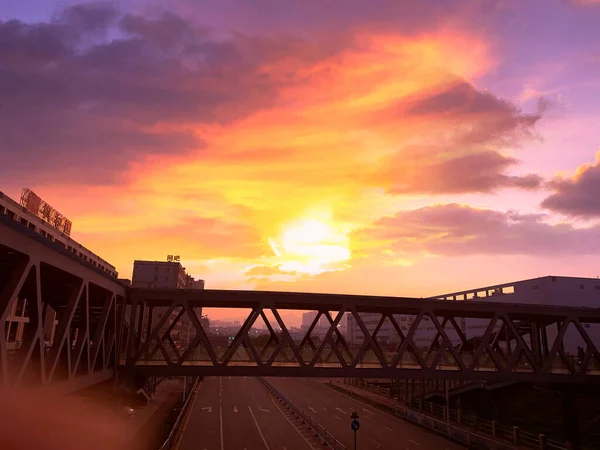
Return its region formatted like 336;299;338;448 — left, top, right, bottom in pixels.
2;216;600;394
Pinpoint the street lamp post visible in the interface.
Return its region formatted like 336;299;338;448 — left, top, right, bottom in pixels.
350;412;360;450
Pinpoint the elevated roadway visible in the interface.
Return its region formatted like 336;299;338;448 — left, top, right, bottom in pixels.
179;377;322;450
179;376;464;450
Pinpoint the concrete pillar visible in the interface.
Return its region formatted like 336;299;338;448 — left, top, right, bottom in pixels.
531;322;541;364
513;426;520;445
541;326;550;358
136;302;145;349
563;388;580;450
43;305;56;345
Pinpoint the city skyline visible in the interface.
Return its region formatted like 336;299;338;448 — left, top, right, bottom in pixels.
2;0;600;299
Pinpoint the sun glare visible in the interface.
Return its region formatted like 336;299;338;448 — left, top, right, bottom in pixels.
269;218;351;275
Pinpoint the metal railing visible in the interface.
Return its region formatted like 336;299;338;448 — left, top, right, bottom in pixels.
344;379;567;450
158;377;200;450
330;382;514;450
258;378;346;450
349;378;391;396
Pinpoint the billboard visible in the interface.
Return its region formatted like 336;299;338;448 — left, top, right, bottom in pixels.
20;188;73;236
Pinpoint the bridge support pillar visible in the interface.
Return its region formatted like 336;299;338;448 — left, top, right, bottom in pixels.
539;434;547;450
563;387;580;450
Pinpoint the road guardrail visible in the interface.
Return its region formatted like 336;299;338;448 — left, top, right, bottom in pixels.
259;377;346;450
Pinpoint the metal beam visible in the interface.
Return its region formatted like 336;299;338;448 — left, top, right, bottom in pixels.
2;219;600;388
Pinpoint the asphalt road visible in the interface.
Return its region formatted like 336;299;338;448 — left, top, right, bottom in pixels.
268;378;465;450
179;377;322;450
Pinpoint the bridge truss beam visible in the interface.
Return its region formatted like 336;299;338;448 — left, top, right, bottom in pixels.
1;218;128;392
2;217;599;386
124;289;600;384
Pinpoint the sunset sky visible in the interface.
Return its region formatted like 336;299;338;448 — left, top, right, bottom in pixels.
2;0;600;299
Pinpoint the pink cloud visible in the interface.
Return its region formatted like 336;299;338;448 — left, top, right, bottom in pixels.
542;152;600;217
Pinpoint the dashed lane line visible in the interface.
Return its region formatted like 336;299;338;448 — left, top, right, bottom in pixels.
248;406;271;450
369;438;381;448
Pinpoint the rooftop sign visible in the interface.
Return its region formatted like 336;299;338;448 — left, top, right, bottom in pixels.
20;188;72;236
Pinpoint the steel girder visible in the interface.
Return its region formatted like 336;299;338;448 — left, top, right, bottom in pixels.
124;290;600;384
0;218;128;392
3;217;600;385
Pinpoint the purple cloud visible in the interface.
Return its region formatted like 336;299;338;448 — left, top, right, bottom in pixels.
541;153;600;217
563;0;600;6
0;3;332;183
383;150;542;195
357;203;600;256
372;81;544;194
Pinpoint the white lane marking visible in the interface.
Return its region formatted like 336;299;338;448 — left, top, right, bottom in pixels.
409;440;420;446
219;406;224;450
364;415;372;420
233;406;239;413
309;407;317;413
334;415;341;420
362;408;375;415
201;406;213;413
335;407;347;415
383;426;392;432
259;407;271;412
322;407;327;411
369;438;381;447
249;406;271;450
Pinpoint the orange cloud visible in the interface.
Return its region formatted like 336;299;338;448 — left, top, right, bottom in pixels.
112;29;540;279
3;7;545;285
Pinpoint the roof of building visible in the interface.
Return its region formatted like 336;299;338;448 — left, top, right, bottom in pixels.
430;275;600;298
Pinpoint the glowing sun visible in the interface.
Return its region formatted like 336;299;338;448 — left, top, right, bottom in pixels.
269;218;351;275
